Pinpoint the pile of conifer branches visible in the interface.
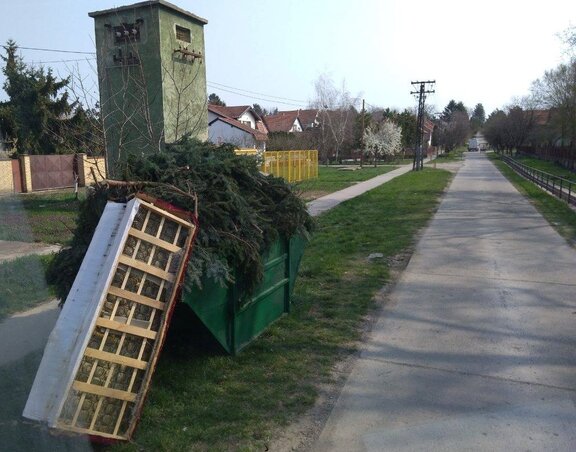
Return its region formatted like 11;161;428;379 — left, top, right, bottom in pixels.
47;138;314;302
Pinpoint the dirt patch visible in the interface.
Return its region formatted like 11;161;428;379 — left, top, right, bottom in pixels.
267;249;413;451
0;240;62;264
299;190;331;202
429;161;464;173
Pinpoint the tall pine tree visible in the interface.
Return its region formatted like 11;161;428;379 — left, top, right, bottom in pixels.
470;103;486;133
1;40;75;154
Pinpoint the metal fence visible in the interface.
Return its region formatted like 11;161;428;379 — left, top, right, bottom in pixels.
262;150;318;183
235;149;319;183
502;155;576;207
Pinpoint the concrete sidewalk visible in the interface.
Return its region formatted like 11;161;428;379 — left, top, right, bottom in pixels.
314;153;576;451
307;164;415;217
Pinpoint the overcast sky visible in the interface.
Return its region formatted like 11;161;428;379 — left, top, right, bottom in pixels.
1;0;575;116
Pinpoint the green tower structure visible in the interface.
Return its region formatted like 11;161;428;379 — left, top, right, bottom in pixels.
89;0;208;176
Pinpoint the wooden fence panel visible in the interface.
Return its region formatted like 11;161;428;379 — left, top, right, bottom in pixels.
11;159;22;193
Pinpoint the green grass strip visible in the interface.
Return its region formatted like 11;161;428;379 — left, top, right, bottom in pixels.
0;255;54;320
296;165;398;199
0;191;81;244
512;155;576;181
490;154;576;245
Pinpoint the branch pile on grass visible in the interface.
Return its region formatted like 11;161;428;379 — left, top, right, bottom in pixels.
47;138;314;302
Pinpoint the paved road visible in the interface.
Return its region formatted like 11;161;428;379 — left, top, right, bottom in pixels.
0;300;59;367
307;164;416;217
315;153;576;451
0;240;61;367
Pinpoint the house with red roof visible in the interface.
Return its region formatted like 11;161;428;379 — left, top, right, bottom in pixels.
264;109;320;133
423;117;435;147
208;105;268;150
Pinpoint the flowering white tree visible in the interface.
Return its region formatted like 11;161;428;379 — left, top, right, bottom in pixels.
364;120;402;166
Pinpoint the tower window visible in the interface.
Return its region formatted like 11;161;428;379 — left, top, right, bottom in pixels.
113;23;140;43
175;25;191;43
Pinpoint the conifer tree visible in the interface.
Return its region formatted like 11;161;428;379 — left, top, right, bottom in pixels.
1;39;76;154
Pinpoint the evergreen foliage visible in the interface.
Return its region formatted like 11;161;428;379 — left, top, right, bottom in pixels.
207;93;226;106
47;139;314;302
1;40;76;154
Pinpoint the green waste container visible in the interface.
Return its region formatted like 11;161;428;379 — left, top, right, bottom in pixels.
182;234;307;355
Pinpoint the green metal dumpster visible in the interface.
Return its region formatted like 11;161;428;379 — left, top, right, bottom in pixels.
182;234;308;354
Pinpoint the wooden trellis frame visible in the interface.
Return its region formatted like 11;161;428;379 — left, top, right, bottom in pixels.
24;195;197;441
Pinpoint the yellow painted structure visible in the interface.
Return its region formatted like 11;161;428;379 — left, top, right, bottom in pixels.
235;149;318;183
262;150;318;183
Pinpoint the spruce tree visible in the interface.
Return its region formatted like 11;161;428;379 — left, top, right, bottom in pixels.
1;39;74;154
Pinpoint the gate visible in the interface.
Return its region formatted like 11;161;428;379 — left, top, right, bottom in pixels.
29;155;76;191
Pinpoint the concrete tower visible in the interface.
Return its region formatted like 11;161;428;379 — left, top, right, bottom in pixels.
89;0;208;176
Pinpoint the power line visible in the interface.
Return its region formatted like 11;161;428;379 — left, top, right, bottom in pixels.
30;58;96;65
208;80;308;104
206;83;307;107
15;46;95;55
9;45;315;109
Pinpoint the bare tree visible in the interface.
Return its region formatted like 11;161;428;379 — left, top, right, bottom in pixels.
436;111;469;151
310;73;359;163
531;61;576;148
483;103;536;154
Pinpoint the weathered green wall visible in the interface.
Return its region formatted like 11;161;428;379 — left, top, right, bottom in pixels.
90;1;208;176
159;8;208;142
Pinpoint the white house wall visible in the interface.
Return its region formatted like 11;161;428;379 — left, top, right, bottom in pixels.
207;111;219;123
209;121;257;148
237;111;257;129
291;118;303;132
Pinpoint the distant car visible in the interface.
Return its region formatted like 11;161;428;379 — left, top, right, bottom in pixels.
468;138;479;152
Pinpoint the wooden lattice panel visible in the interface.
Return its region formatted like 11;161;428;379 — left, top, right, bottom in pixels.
24;197;196;441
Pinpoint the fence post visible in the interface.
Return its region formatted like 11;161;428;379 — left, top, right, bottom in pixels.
19;154;33;193
276;152;280;178
75;153;87;187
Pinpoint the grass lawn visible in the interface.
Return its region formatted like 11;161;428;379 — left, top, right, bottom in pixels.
109;167;451;450
0;255;55;320
296;165;398;200
0;190;82;244
513;155;576;181
490;154;576;245
0;169;452;451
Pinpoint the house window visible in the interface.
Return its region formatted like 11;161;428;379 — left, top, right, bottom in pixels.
175;25;191;43
240;120;252;128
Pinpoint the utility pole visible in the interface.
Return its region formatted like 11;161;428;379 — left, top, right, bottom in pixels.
411;80;435;171
360;99;365;168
